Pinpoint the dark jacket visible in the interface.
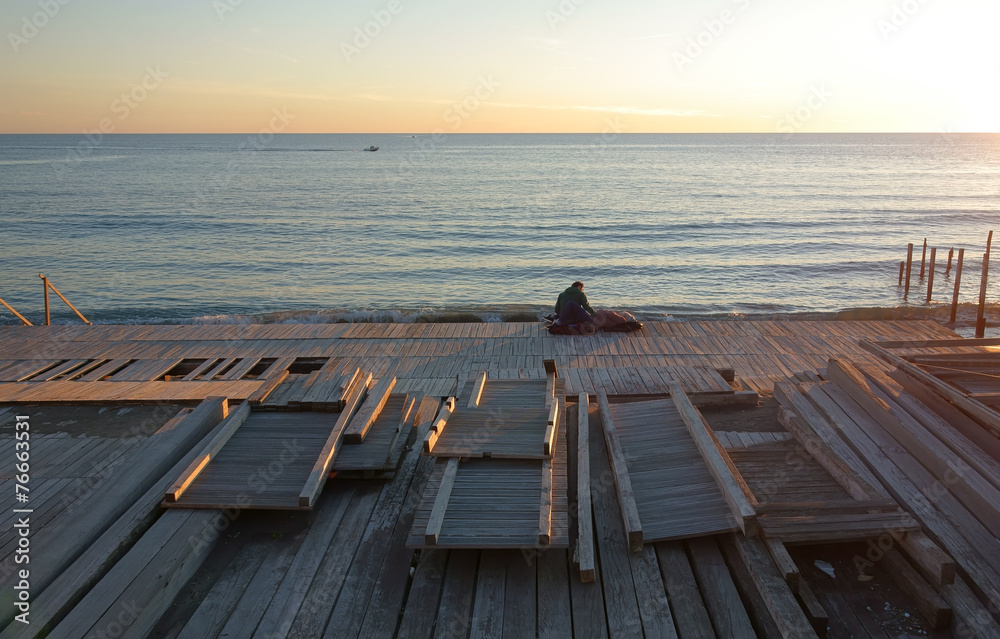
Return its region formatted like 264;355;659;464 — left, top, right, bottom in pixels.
555;286;594;316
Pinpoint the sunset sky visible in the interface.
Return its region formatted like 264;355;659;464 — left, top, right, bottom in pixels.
1;0;998;134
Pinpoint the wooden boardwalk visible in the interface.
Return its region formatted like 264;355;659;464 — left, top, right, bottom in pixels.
1;319;987;639
0;319;957;403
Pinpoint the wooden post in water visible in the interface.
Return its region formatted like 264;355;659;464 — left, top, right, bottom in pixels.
975;231;994;338
950;248;964;324
898;262;904;286
919;238;927;279
904;243;914;299
926;247;936;303
946;248;954;276
41;274;50;326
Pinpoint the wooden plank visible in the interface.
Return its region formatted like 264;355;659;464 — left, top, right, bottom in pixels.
252;489;354;637
165;401;251;502
537;549;574;639
343;375;396;444
803;381;1000;609
502;549;537;639
468;370;487;407
538;459;553;545
685;536;757;638
827;358;1000;539
297;372;371;508
423;398;456;454
426;458;460;545
668;382;757;536
596;389;643;552
732;533;819;639
432;550;479;639
862;340;1000;438
395;549;448;639
575;397;595;583
654;541;715;639
763;537;800;590
175;540;271;639
543;401;559;457
881;547;952;630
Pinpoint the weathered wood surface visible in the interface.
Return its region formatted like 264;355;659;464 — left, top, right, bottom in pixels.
332;394;415;473
408;388;569;548
601;396;738;545
0;320;955;404
0;319;976;638
166;411;341;510
429;380;553;459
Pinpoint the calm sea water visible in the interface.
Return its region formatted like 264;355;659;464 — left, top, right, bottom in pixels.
1;133;999;326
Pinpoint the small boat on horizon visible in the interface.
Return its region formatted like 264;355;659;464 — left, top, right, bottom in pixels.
364;146;379;152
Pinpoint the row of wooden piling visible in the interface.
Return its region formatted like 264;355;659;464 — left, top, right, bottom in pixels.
900;231;993;337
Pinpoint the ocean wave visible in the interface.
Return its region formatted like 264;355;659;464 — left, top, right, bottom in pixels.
5;302;998;331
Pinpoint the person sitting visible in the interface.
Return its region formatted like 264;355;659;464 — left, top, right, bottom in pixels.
554;281;596;329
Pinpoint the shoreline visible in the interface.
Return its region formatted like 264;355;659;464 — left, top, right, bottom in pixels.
4;301;997;333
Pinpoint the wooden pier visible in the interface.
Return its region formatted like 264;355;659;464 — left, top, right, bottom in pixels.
3;318;1000;638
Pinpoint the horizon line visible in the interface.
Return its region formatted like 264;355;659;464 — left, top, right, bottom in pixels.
1;131;996;135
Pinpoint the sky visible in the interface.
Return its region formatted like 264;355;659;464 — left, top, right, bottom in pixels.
1;0;999;134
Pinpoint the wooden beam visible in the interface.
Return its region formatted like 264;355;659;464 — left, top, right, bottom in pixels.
423;397;455;454
538;459;553;545
296;372;371;508
774;382;888;500
165;401;250;503
732;533;819;639
881;548;952;630
898;531;956;587
247;358;293;405
596;389;643;552
861;340;1000;438
543;401;559;457
343;376;397;444
467;371;487;408
425;457;460;545
795;581;829;637
575;395;595;582
669;382;758;536
763;538;799;591
827;359;1000;540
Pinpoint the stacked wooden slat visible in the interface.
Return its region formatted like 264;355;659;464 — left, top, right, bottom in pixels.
332;392;416;475
408;370;569;549
775;358;1000;636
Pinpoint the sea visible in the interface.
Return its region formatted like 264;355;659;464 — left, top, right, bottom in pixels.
1;133;999;331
